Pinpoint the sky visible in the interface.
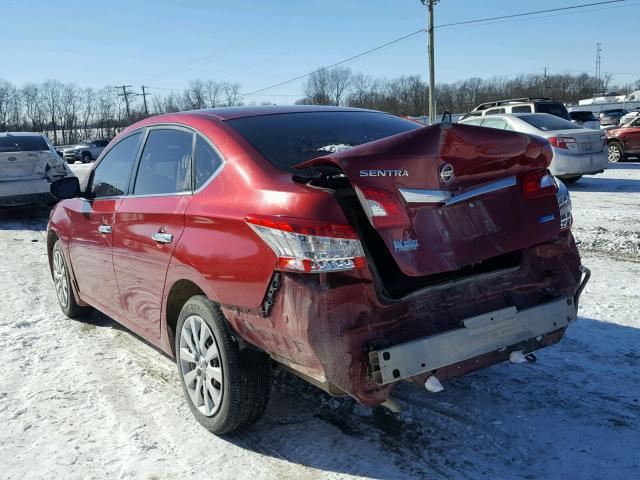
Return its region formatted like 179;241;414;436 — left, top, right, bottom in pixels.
2;0;639;104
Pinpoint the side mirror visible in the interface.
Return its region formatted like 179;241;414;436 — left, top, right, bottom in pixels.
51;176;81;199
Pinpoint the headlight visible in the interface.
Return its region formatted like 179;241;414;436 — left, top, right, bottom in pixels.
555;178;572;230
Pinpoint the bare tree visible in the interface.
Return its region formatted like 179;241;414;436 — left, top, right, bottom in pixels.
303;69;331;105
183;80;207;110
327;66;352;105
223;82;241;106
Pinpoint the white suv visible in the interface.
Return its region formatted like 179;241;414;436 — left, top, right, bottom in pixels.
461;97;571;121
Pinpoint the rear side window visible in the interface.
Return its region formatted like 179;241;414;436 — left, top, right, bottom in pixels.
520;114;582;131
0;135;49;153
227;111;420;173
133;129;193;196
511;105;532;113
194;136;223;189
461;118;483;126
91;133;142;198
485;108;505;115
481;118;509;130
535;103;570;120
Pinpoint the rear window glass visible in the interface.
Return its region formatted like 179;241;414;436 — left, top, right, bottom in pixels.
227;112;420;173
570;111;597;121
511;105;532;113
0;135;49;153
520;114;582;131
535;103;570;120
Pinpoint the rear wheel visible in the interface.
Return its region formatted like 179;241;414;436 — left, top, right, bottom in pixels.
560;175;582;183
175;296;271;434
51;240;92;318
81;152;92;163
608;142;624;163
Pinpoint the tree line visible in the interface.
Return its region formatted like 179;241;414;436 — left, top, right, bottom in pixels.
1;70;638;145
299;66;640;116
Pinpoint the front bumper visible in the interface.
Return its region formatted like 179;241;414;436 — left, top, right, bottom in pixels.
369;296;577;384
550;149;608;176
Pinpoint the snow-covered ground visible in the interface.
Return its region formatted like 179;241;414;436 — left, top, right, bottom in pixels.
1;163;639;479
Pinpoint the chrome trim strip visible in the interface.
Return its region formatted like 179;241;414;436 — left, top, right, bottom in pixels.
446;175;517;206
399;176;517;206
398;189;451;204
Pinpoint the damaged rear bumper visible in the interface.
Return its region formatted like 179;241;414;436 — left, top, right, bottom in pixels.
369;296;577;385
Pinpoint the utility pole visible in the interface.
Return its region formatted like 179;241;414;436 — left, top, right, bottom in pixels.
115;85;134;118
421;0;438;124
140;85;151;116
595;43;602;88
543;67;548;97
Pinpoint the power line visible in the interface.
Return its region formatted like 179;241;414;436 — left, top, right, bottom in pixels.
435;0;629;28
239;29;425;98
237;0;634;100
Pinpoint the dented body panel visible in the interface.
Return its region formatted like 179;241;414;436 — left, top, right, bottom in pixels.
47;106;586;407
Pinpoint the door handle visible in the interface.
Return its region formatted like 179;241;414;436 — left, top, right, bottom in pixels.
98;225;112;234
152;232;173;244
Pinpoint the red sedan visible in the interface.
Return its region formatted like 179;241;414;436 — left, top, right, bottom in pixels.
47;106;588;434
606;116;640;162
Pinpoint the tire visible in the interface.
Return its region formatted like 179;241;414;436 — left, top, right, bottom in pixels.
81;152;92;163
560;175;582;183
51;240;92;319
608;142;624;163
175;296;271;434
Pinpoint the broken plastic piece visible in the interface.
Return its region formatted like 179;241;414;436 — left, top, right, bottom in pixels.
424;375;444;393
380;397;403;413
509;350;526;364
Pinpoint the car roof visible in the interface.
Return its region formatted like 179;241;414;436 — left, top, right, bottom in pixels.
179;105;377;121
461;112;553;120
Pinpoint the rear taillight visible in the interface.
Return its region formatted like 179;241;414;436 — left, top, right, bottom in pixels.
354;187;410;229
522;170;558;200
555;178;572;230
548;136;577;150
245;215;366;273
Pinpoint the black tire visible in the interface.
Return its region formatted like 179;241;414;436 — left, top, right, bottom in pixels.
51;240;92;319
608;142;624;163
81;152;92;163
560;175;582;183
175;296;271;434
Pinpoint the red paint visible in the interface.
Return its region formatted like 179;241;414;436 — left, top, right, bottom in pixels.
48;107;583;405
606;121;640;155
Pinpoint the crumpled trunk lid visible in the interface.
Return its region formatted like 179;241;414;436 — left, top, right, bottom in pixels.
0;151;49;181
296;123;561;277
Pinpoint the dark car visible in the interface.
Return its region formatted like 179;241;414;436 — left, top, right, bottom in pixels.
47;106;588;434
606;116;640;162
599;109;628;126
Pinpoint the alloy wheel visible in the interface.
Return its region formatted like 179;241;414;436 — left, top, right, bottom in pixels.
608;145;622;163
52;249;69;308
179;315;223;417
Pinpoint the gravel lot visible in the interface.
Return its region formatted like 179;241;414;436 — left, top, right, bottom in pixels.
1;162;639;480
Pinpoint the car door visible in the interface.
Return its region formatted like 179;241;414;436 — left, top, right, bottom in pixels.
112;127;194;338
68;132;143;316
626;118;640;152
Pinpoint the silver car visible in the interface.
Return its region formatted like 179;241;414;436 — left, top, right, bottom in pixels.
0;132;75;207
62;139;110;163
459;113;608;183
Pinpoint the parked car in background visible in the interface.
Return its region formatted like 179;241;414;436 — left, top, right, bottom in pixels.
47;106;587;435
459;113;607;182
606;116;640;162
599;109;628;126
0;132;75;207
62;139;110;163
461;97;570;121
569;110;601;130
619;108;640;126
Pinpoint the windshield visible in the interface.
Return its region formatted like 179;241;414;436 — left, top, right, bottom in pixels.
535;103;570;120
227;111;421;173
520;114;583;131
0;135;49;153
570;111;597;122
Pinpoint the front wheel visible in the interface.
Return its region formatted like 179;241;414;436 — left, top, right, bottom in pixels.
51;240;92;318
175;296;271;434
81;152;92;163
608;142;624;163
